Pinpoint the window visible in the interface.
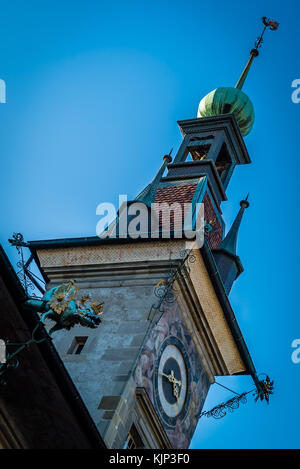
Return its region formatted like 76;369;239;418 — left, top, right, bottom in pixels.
123;424;144;449
67;336;88;355
123;434;136;449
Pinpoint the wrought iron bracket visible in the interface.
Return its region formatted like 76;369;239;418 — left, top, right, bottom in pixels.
149;248;196;322
8;233;45;296
197;376;274;420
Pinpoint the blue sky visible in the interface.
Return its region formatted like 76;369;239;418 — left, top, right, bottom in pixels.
0;0;299;449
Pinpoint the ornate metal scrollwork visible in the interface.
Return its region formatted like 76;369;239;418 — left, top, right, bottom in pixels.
197;375;275;420
8;232;28;248
198;392;249;419
152;248;197;319
154;279;179;304
179;248;196;271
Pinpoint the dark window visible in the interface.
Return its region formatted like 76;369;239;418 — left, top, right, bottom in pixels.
123;434;136;449
67;336;88;355
123;424;145;449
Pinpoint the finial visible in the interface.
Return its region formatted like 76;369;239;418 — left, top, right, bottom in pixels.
163;148;173;164
235;17;279;90
240;193;250;209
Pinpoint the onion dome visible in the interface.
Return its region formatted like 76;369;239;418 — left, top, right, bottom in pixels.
197;87;255;136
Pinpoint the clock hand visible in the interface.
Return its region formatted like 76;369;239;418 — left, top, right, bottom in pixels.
173;383;180;403
161;372;173;381
170;370;182;387
160;371;182;403
161;370;182;387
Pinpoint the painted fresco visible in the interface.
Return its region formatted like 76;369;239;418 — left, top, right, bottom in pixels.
134;300;210;449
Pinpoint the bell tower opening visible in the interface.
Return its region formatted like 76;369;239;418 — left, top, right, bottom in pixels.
188;136;214;161
215;142;233;185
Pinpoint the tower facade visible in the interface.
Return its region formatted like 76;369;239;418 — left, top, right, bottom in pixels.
28;112;259;448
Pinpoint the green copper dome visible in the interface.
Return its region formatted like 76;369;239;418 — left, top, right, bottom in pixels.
197;87;255;136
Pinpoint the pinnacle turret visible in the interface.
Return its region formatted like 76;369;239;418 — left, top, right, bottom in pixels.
212;196;249;294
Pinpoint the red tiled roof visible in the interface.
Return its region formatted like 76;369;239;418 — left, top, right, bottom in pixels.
154;187;223;248
154;184;197;231
104;184;223;247
155;184;197;205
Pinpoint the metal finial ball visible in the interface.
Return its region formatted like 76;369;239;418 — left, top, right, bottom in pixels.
163;154;172;164
240;199;250;209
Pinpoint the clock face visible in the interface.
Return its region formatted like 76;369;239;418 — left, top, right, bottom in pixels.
154;336;191;427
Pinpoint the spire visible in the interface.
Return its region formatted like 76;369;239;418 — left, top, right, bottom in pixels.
212;196;250;295
136;150;172;207
198;17;279;137
235;17;279;90
217;195;250;255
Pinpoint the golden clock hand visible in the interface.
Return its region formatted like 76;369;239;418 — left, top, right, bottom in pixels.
173;383;180;403
170;370;182;387
161;370;182;388
173;378;182;387
161;372;173;382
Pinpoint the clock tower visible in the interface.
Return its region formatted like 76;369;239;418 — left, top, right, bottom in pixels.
28;19;278;449
28;116;256;448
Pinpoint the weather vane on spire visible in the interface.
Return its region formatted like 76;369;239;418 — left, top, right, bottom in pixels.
235;16;279;90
